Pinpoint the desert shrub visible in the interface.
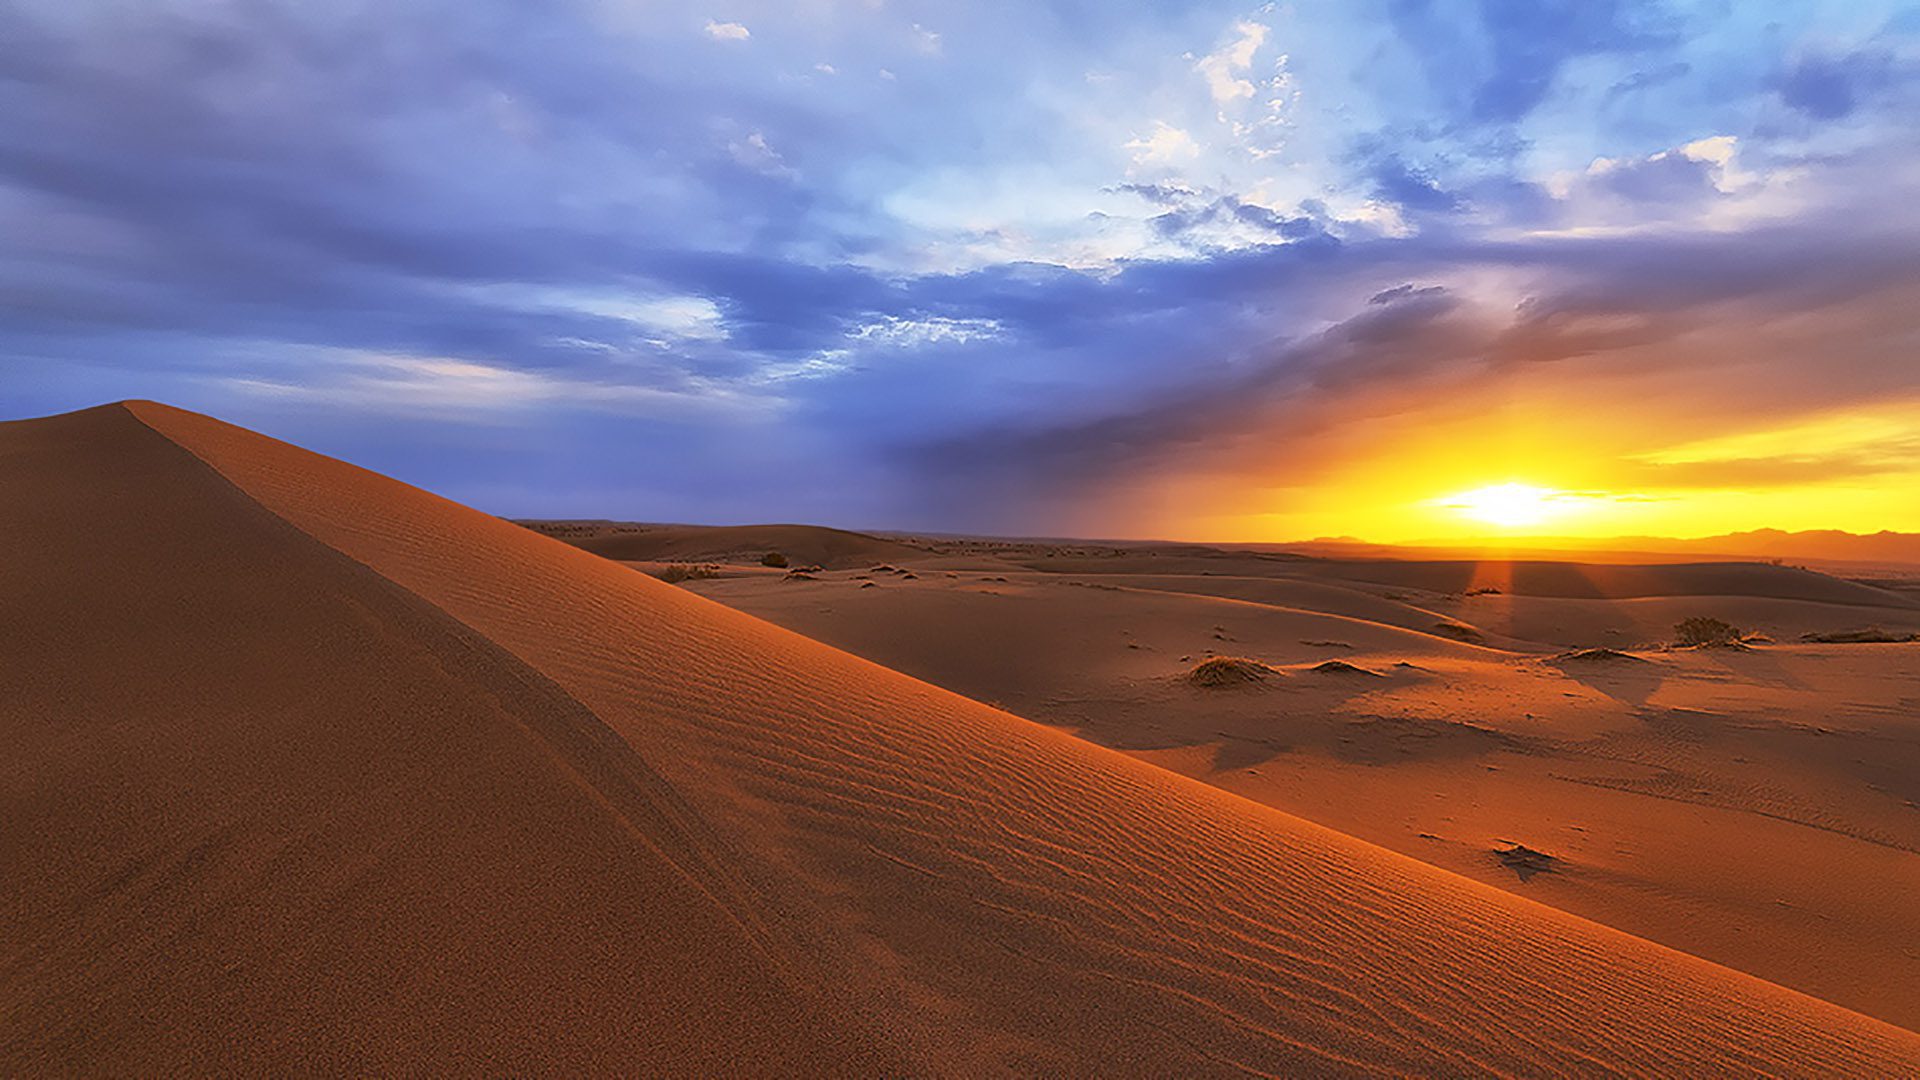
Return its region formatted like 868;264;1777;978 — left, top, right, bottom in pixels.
761;551;789;568
1674;616;1741;646
653;563;720;584
1187;656;1274;687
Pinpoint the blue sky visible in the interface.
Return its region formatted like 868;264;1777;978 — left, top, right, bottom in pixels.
4;1;1918;539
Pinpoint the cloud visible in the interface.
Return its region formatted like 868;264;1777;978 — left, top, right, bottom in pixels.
1633;400;1920;484
704;20;750;42
223;349;755;419
1189;16;1295;159
1122;185;1328;249
1124;122;1201;167
849;315;1003;347
1774;49;1905;119
549;292;731;342
1386;0;1671;126
1367;155;1461;215
1195;19;1269;106
1534;134;1787;231
728;131;798;179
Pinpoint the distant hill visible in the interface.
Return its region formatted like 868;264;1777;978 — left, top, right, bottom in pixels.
520;520;929;569
1659;528;1920;566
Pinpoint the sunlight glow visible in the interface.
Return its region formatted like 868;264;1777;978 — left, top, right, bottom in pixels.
1436;483;1568;529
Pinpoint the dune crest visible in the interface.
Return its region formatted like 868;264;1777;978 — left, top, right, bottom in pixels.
4;401;1916;1074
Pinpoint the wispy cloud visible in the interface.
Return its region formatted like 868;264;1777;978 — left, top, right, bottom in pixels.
222;350;761;419
1195;19;1269;106
1125;122;1201;167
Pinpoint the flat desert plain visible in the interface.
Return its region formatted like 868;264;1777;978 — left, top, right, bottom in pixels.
7;402;1920;1075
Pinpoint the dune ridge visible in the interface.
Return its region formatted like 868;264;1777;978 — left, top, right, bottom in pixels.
5;401;1916;1074
0;404;880;1074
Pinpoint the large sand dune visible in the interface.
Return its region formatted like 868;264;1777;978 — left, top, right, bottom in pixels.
6;402;1918;1074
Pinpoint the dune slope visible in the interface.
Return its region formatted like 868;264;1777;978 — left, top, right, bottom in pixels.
0;405;879;1074
4;401;1916;1074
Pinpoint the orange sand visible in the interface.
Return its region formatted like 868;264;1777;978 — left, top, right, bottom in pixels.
4;401;1916;1074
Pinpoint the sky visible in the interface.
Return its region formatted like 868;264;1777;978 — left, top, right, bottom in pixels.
3;0;1918;542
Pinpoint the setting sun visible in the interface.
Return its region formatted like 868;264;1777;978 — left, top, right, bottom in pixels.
1436;483;1567;529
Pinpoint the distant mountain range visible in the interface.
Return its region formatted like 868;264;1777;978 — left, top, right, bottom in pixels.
1620;529;1920;565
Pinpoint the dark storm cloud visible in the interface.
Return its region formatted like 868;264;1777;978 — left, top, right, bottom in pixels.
1367;155;1464;214
1776;49;1902;120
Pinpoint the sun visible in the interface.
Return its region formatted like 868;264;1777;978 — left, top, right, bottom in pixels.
1439;482;1565;529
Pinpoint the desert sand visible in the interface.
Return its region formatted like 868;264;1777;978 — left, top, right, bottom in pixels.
6;402;1920;1074
643;533;1920;1035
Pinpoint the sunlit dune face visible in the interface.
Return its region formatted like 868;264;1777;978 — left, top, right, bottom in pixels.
1437;483;1566;529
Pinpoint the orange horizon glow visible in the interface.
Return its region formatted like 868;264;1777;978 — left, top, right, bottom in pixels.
1107;395;1920;547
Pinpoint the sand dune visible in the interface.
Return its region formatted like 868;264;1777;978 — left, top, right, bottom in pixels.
1024;549;1916;606
1293;558;1919;606
677;557;1920;1031
6;402;1918;1074
0;405;876;1074
1030;569;1920;650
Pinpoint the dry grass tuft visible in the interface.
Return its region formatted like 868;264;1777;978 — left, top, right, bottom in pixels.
1551;647;1644;664
1310;659;1385;677
1675;616;1741;646
1187;656;1276;687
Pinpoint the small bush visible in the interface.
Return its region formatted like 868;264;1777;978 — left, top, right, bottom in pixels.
761;551;789;568
1187;656;1275;687
653;563;720;584
1675;616;1741;646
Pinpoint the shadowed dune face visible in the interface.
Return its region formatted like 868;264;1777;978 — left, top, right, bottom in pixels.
5;402;1919;1074
0;405;876;1074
